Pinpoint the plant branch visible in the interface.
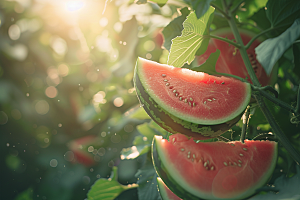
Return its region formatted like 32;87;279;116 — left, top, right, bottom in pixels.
241;105;250;143
245;22;295;49
252;85;298;114
222;0;300;165
209;34;241;48
230;0;245;14
254;93;300;165
210;3;230;19
223;0;261;87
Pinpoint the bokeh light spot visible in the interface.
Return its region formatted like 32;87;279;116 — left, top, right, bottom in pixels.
50;159;58;167
113;97;124;107
0;111;8;125
64;151;75;162
45;86;58;98
35;100;49;115
8;24;21;40
58;64;69;77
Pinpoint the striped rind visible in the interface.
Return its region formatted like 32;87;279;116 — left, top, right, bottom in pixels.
136;57;251;125
152;135;278;200
134;59;242;140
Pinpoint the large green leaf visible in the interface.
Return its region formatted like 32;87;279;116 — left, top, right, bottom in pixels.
186;0;212;19
255;18;300;75
191;49;220;74
135;159;161;200
87;167;137;200
162;7;190;51
167;7;215;68
266;0;300;27
250;165;300;200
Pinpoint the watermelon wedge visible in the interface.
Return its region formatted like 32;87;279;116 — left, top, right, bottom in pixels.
152;134;278;200
134;58;251;139
197;28;276;86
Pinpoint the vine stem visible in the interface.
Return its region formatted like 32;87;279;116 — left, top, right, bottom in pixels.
209;34;241;48
222;0;300;164
245;22;295;49
210;3;230;19
241;106;250;143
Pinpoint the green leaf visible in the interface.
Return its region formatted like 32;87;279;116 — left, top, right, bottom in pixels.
293;42;300;78
14;188;33;200
266;0;300;27
249;7;271;30
187;0;212;19
191;49;220;74
162;7;190;51
135;159;161;200
129;106;150;120
87;167;138;200
250;165;300;200
136;122;158;139
167;7;215;68
255;18;300;75
236;0;268;22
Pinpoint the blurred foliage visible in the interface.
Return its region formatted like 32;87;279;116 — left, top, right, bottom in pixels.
0;0;300;200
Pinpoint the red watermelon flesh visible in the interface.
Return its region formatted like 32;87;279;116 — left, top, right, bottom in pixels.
157;177;182;200
198;29;271;86
154;134;277;199
137;58;251;125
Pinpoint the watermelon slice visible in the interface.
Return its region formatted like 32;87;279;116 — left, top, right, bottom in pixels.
134;58;251;139
152;134;278;200
157;177;182;200
197;28;276;86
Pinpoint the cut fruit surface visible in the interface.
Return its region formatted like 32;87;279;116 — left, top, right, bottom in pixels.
136;57;251;125
152;134;278;200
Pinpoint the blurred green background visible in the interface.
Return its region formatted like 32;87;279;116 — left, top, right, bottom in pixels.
0;0;173;199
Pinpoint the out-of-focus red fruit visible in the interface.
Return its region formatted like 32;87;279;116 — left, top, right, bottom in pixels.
69;135;97;166
154;29;164;48
197;28;276;86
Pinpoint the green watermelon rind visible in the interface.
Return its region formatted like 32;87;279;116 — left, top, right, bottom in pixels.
157;177;182;200
134;65;242;139
136;57;251;125
152;135;278;200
